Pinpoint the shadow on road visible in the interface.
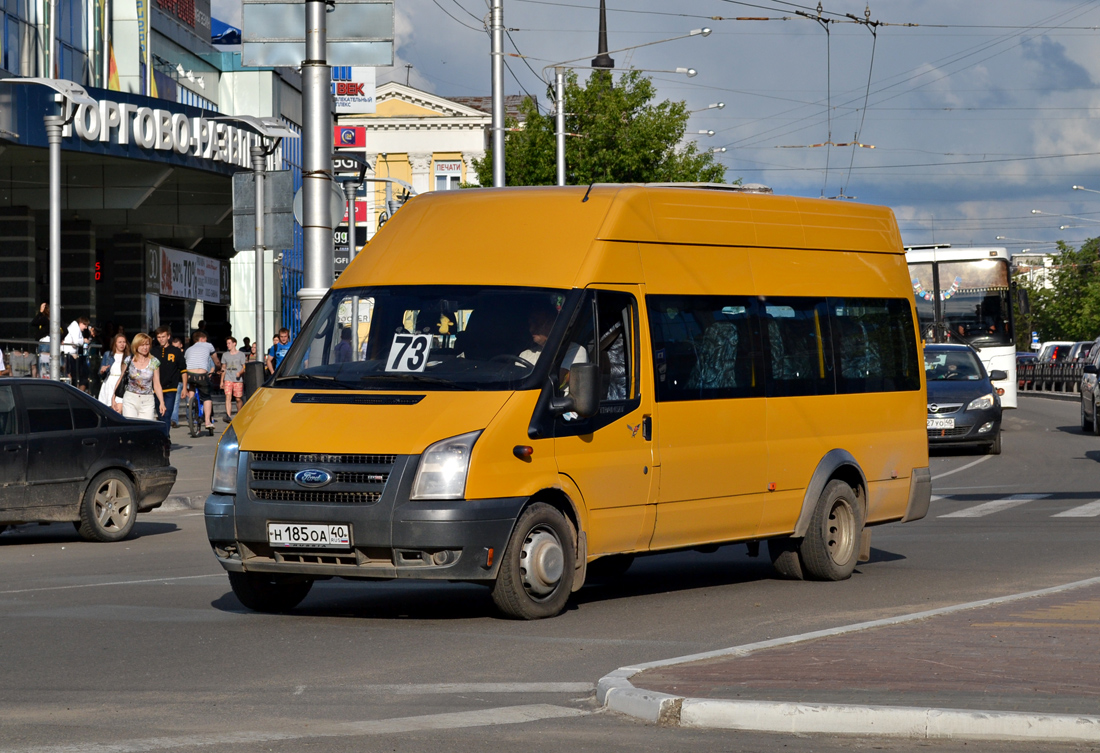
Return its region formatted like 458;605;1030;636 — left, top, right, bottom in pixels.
0;520;179;545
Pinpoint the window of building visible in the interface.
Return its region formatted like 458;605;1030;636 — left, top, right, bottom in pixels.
434;160;463;191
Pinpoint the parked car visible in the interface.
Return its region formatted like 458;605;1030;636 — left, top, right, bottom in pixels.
925;344;1005;454
0;379;176;541
1080;345;1100;434
1067;341;1096;362
1037;341;1074;362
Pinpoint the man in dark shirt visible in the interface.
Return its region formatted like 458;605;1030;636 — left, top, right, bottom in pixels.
154;326;184;431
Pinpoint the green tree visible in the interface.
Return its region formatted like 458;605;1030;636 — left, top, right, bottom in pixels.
1020;237;1100;343
473;70;728;186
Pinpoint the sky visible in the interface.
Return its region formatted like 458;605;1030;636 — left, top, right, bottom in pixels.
371;0;1100;253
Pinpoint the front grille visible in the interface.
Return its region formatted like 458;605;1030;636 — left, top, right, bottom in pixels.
927;403;962;415
252;452;397;465
253;488;382;504
928;427;971;438
251;469;388;485
247;452;395;505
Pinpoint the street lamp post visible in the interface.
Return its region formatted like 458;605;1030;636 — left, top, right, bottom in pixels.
0;79;95;380
212;115;298;397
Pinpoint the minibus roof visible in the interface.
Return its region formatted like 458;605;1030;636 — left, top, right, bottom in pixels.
338;184;903;289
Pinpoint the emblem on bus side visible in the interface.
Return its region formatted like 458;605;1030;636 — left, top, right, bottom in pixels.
294;469;333;487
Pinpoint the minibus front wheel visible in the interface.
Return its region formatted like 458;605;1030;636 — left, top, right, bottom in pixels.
490;502;576;620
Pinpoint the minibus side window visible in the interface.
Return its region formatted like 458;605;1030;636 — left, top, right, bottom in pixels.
646;295;762;402
761;298;835;398
830;297;921;394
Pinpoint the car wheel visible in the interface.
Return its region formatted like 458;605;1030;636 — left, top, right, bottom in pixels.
987;431;1002;455
490;502;575;620
1083;401;1092;432
587;553;635;579
798;480;864;581
1092;400;1100;437
767;536;804;580
228;572;313;613
77;470;137;542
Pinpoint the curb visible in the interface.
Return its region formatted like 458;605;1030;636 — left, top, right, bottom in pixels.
154;493;207;513
598;576;1100;742
1018;391;1079;402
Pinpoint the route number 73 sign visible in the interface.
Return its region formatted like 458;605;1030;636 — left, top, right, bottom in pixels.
386;333;431;372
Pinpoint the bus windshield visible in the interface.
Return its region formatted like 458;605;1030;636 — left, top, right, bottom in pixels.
276;285;573;391
910;258;1012;347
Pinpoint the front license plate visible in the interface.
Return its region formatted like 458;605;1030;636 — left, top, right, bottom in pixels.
268;523;351;549
927;418;955;429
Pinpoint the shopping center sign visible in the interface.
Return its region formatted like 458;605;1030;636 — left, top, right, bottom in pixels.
146;244;231;304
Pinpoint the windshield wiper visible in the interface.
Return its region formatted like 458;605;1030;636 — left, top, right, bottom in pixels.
360;373;473;391
273;373;354;389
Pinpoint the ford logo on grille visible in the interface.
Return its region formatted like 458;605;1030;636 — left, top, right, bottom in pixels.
294;469;333;487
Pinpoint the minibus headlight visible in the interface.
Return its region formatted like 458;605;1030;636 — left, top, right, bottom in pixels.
411;430;482;501
966;393;995;411
211;426;240;495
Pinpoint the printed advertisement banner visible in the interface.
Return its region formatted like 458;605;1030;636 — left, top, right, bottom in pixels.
147;244;229;304
334;126;366;148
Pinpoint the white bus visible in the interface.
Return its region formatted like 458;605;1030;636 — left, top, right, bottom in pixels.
906;245;1017;409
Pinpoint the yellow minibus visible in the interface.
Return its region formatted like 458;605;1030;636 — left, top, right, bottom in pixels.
205;185;931;619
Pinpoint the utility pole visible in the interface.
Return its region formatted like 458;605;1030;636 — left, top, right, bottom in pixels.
555;68;565;186
490;0;505;187
298;0;335;329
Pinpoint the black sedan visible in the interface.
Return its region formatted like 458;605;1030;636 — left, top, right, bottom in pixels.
0;379;176;541
925;344;1005;454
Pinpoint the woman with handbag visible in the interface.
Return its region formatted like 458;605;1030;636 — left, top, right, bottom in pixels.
113;333;166;420
97;334;130;407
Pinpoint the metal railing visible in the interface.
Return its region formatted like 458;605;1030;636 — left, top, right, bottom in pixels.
1017;361;1085;393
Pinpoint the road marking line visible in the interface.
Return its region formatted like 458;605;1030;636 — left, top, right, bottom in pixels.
0;573;222;596
939;493;1049;518
930;454;992;481
1053;499;1100;518
351;683;595;695
0;704;589;753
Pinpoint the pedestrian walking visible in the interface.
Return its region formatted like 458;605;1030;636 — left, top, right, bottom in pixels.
112;332;166;420
153;327;184;433
266;328;292;375
96;333;130;406
170;335;184;427
62;316;91;388
220;336;247;421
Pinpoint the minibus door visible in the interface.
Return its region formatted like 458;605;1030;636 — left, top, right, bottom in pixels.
552;287;658;556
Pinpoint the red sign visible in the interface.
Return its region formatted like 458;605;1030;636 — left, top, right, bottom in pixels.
334;126;365;148
341;201;368;223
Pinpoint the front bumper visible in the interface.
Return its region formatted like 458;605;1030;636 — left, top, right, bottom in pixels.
204;453;526;582
927;407;1002;447
133;466;177;511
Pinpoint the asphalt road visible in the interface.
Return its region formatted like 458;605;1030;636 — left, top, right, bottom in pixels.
0;395;1097;753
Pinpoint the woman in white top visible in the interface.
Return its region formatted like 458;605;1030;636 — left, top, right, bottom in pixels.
97;334;130;407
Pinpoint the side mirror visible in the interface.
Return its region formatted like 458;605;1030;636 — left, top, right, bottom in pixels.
989;370;1008;381
1085;364;1098;375
549;362;600;419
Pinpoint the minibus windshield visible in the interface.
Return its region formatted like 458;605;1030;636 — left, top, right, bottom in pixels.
276;285;571;391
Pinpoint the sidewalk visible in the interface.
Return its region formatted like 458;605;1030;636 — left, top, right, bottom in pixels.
154;396;231;512
599;577;1100;742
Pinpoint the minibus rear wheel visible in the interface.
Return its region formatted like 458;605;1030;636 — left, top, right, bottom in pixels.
490;502;576;620
767;537;804;580
228;572;313;613
799;480;863;581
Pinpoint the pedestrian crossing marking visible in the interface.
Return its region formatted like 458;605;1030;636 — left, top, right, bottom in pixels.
1052;500;1100;518
939;494;1050;518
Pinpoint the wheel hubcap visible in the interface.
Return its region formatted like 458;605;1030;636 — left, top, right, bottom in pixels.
94;479;132;531
825;498;856;565
519;526;564;598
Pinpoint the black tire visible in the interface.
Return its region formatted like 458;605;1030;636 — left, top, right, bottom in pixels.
988;431;1002;455
1092;400;1100;436
77;470;137;542
767;536;804;580
228;572;313;613
187;396;201;438
587;553;635;579
490;502;576;620
798;480;864;581
1083;401;1092;432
